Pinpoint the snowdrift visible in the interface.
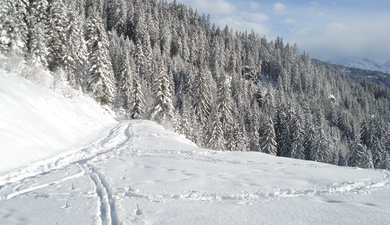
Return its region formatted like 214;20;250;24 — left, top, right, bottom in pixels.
0;70;116;173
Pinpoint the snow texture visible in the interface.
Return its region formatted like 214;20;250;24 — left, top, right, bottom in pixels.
0;119;389;225
0;70;116;173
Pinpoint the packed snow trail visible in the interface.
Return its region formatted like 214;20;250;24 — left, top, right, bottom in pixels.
1;120;390;225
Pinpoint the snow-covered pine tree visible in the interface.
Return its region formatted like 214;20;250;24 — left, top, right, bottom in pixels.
0;0;12;52
290;107;305;159
259;114;277;155
259;90;277;155
310;107;333;163
178;100;196;142
115;36;133;112
27;0;49;66
274;88;291;157
192;67;212;132
216;75;234;150
207;108;225;151
47;0;68;72
131;76;145;119
149;60;176;126
135;39;146;78
359;116;390;169
0;0;28;54
348;139;373;168
86;12;116;105
65;7;88;88
230;110;248;151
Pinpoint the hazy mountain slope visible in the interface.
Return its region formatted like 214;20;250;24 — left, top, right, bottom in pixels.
0;119;389;225
334;57;390;73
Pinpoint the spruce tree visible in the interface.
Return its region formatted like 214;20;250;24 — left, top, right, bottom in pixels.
290;107;305;159
348;139;373;168
65;8;88;88
207;108;225;151
131;76;145;119
27;0;49;66
47;0;68;72
86;13;116;105
0;0;28;54
149;61;176;126
192;68;212;129
259;115;277;155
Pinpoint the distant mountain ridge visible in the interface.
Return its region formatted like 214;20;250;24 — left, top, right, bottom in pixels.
334;58;390;74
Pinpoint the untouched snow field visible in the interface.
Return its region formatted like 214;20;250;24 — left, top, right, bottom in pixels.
1;71;390;225
0;70;116;173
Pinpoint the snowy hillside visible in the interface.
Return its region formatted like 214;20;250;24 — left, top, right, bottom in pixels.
1;119;389;225
339;58;390;73
0;70;116;173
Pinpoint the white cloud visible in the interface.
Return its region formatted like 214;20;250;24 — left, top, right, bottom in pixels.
327;22;348;32
215;12;269;35
175;0;235;15
172;0;270;36
290;16;390;61
217;16;269;35
173;0;390;61
284;18;296;25
249;1;261;9
246;13;269;23
273;2;287;15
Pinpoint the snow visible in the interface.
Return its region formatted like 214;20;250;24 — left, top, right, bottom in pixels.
0;69;390;225
336;57;390;74
0;119;389;225
0;70;116;173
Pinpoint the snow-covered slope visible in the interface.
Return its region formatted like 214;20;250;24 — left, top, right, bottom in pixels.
0;70;116;173
338;58;390;73
0;120;389;225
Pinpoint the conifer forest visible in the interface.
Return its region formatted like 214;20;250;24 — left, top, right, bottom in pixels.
1;0;390;169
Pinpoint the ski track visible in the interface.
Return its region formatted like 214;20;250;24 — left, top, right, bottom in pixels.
82;162;122;225
121;153;390;206
3;164;85;200
0;122;131;187
0;121;133;225
1;120;390;225
123;171;390;205
0;122;132;225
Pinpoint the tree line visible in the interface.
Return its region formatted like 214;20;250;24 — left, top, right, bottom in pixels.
1;0;389;169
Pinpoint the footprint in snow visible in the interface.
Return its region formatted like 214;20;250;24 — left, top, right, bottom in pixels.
134;203;143;216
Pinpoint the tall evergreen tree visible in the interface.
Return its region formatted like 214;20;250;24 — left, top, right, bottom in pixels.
259;115;277;155
27;0;49;66
290;107;305;159
259;91;277;155
207;108;225;150
131;76;145;119
86;13;116;105
0;0;28;54
65;8;88;87
47;0;68;72
149;61;176;126
348;139;373;168
192;68;212;129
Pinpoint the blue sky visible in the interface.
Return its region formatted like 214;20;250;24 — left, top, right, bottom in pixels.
173;0;390;62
